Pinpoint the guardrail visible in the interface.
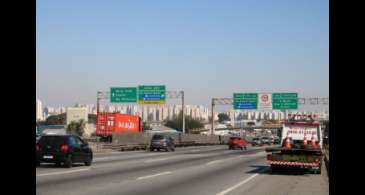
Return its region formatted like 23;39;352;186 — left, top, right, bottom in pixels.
322;144;329;176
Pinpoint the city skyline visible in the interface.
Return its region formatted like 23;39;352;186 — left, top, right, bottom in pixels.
38;98;329;123
36;0;328;108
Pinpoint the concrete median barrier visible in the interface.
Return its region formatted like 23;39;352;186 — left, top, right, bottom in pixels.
109;132;231;150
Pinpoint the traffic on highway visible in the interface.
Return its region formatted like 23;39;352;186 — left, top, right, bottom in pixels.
36;145;328;195
37;114;329;195
36;1;329;194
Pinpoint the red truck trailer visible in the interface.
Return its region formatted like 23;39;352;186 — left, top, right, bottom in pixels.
265;114;322;174
96;112;143;142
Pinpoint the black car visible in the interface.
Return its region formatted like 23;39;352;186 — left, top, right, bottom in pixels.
149;134;175;152
36;134;93;168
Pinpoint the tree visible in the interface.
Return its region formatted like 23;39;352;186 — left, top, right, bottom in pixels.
66;119;86;136
88;114;97;124
164;111;204;133
45;113;66;125
218;113;230;123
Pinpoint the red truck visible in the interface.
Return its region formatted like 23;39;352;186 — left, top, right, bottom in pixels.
96;112;143;142
265;114;323;174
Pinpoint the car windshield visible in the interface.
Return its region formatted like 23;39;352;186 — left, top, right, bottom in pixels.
152;134;165;140
39;136;68;146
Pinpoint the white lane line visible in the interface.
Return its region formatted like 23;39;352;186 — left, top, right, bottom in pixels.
188;149;201;152
216;167;269;195
93;152;169;162
36;168;90;177
144;158;169;163
136;171;172;180
206;159;225;165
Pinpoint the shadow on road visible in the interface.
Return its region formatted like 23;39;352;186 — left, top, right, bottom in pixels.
246;165;310;176
38;163;87;169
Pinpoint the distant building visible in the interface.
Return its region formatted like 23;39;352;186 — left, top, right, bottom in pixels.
36;99;44;121
66;107;88;125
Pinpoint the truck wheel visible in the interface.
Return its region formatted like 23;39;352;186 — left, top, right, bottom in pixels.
271;165;279;173
316;167;322;174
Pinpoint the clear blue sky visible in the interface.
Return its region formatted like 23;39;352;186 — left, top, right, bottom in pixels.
36;0;328;108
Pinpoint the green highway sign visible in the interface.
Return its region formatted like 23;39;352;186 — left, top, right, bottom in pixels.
233;93;258;109
138;85;166;105
272;93;298;109
110;87;137;103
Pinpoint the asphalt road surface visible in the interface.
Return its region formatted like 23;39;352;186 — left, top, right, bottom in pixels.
36;145;328;195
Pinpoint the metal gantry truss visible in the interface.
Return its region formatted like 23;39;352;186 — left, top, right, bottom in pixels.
212;97;329;106
297;98;329;105
210;97;329;134
97;91;184;100
96;90;185;133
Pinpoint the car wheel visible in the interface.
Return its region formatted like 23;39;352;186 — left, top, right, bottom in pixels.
171;147;175;152
64;156;73;168
150;148;154;152
55;162;61;167
85;157;92;166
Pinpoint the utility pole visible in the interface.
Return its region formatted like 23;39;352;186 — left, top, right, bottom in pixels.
181;91;185;134
211;98;215;135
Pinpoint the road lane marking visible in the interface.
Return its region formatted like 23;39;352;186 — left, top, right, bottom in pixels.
206;159;225;165
216;167;270;195
188;149;201;152
136;171;172;180
36;168;90;177
144;158;169;163
93;152;169;162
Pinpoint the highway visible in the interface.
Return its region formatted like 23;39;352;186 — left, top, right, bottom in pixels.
36;145;328;195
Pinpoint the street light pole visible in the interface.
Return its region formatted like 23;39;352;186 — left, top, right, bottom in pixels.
211;98;215;135
181;91;185;134
97;91;102;113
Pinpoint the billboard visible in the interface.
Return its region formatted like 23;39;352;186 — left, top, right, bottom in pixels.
114;114;141;133
96;112;141;136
